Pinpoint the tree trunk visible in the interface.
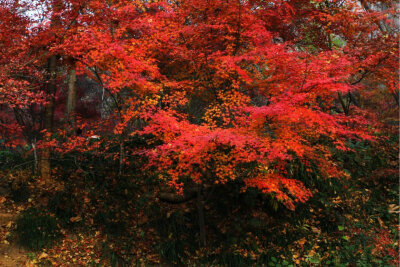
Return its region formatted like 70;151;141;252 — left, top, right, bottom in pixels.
66;66;77;131
338;92;349;115
39;54;57;183
32;139;38;176
196;184;206;247
392;92;399;106
118;141;124;175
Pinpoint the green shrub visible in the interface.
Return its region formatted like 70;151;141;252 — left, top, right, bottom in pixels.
15;207;61;250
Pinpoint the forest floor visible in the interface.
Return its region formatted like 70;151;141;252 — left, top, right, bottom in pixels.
0;197;29;266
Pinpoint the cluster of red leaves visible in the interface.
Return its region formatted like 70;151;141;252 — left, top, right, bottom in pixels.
371;228;399;266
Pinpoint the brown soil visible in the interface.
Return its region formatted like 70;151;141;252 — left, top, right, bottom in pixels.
0;211;29;266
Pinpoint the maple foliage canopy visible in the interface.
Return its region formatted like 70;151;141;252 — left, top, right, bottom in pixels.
0;0;398;209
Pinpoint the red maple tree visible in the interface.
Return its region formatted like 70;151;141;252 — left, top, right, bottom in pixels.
0;2;397;244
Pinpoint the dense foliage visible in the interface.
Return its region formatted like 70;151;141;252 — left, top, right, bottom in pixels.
0;0;398;266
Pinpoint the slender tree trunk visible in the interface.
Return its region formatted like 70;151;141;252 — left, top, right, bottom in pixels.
39;55;57;183
338;92;349;115
392;92;399;106
196;184;206;246
66;66;77;131
32;139;38;176
118;141;124;175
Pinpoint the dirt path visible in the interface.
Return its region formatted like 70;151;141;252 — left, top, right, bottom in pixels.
0;210;29;266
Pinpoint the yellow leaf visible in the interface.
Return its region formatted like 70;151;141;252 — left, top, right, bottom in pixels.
38;252;48;259
70;215;82;222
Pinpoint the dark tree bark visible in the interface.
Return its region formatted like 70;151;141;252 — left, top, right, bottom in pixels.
197;185;206;247
39;55;57;183
66;65;77;130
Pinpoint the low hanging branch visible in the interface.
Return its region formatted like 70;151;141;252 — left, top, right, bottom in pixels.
157;186;198;204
